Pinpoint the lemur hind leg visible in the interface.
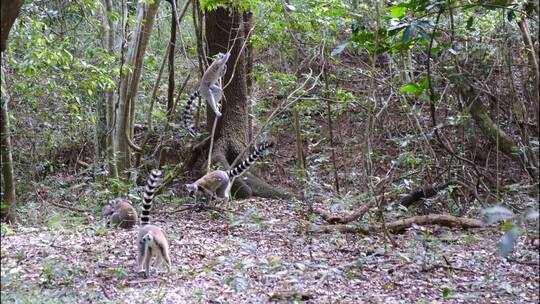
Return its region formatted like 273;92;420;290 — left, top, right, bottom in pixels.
209;84;223;105
207;91;222;117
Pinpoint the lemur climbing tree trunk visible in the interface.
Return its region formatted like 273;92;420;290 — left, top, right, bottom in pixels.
204;7;289;199
0;0;22;223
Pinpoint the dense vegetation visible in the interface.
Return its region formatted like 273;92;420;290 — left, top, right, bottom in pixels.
1;0;538;302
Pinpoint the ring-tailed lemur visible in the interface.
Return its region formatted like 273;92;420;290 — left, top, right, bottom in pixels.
102;198;139;229
137;169;172;278
182;52;230;136
185;140;274;204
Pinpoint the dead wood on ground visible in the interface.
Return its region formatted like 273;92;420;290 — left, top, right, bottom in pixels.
307;214;482;234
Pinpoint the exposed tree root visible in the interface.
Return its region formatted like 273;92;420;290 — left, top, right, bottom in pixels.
307;214;482;234
212;145;291;200
243;172;292;200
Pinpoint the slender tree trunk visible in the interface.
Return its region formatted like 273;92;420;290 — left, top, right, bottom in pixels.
192;0;205;129
167;0;177;115
242;12;254;142
115;0;161;175
1;70;17;223
103;0;118;177
518;16;540;125
204;7;289;199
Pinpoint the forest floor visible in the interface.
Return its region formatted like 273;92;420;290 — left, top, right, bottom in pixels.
1;197;538;303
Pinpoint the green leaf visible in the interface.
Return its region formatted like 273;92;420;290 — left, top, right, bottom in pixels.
418;77;429;90
502;221;514;232
466;16;474;30
390;6;407;18
270;257;281;263
402;23;416;42
442;287;452;298
399;83;419;93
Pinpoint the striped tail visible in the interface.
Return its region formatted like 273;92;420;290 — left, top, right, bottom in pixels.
227;141;274;178
182;91;199;137
140;169;162;225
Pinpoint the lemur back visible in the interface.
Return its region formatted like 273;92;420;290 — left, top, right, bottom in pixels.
102;198;139;229
182;52;230;136
137;169;171;277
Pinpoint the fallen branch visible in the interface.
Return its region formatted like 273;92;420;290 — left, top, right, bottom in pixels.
307;214;482;234
127;278;163;285
507;258;539;266
312;196;379;224
385;214;482;231
419;264;477;274
36;188;91;213
269;291;315;301
50;200;90;213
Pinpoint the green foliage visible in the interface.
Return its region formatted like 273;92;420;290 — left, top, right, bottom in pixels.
252;0;350;55
442;287;452;299
200;0;254;12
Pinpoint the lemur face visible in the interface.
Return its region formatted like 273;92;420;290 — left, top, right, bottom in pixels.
185;183;198;196
216;52;230;63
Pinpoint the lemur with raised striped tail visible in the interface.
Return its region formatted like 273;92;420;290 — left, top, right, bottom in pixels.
185;140;274;204
137;169;172;278
182;52;230;136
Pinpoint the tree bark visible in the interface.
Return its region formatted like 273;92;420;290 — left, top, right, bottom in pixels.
1;75;17;223
203;7;289;200
103;0;118;177
0;0;22;223
115;0;161;176
0;0;23;52
167;0;177;115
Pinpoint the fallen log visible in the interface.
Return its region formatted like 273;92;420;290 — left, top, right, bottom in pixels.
307;214;482;234
312;198;377;224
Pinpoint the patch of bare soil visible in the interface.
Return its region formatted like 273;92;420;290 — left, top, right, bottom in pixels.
1;199;538;303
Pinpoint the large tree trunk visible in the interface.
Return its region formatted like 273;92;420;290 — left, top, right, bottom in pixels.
115;0;161;176
1;73;17;223
204;7;289;199
0;0;22;223
0;0;23;52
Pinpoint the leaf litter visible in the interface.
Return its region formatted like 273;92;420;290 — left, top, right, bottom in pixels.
1;198;538;303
